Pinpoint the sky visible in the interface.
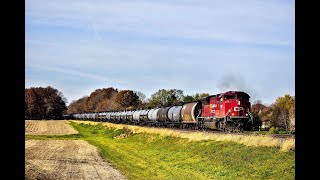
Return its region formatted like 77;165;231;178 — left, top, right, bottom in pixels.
25;0;295;106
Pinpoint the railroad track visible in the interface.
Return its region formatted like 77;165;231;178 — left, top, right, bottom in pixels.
266;134;295;139
174;128;295;139
85;120;295;139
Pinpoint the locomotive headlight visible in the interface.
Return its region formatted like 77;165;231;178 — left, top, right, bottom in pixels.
232;113;234;116
245;113;248;116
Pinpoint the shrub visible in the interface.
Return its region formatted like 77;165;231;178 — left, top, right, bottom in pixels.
269;127;279;134
112;126;133;139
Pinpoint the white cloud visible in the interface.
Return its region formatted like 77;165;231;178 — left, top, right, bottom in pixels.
26;63;127;84
26;0;294;47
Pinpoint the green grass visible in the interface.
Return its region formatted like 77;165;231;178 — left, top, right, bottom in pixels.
27;122;295;180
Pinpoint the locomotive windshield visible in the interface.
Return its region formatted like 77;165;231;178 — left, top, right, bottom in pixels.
237;93;250;100
224;95;236;100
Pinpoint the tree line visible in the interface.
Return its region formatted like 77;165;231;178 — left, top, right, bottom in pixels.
251;95;295;134
25;86;67;119
25;85;295;134
67;87;140;113
67;87;210;114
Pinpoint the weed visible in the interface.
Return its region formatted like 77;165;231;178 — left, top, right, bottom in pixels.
269;127;279;134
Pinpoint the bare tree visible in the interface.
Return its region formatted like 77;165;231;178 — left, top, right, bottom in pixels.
134;91;146;104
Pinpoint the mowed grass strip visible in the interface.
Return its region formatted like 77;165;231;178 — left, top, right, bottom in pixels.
27;122;294;179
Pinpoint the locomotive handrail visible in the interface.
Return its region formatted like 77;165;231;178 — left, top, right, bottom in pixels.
223;109;232;123
247;111;254;124
225;108;232;116
196;109;202;119
196;109;204;129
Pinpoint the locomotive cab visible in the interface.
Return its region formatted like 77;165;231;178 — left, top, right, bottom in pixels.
222;91;252;131
223;91;251;119
199;91;252;131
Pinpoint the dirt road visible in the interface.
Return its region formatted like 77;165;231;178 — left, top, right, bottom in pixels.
25;120;78;135
26;140;126;180
25;120;126;179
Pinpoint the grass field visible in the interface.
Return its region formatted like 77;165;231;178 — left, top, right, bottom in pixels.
26;122;295;180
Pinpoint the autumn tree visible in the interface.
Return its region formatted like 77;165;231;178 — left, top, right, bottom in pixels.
67;96;88;114
97;93;123;111
85;87;118;112
67;87;121;113
251;100;266;115
25;86;67;119
259;106;273;124
270;95;295;134
38;86;67;119
251;100;267;127
67;100;77;114
289;102;295;133
67;87;143;113
25;88;45;119
84;87;118;112
115;90;139;110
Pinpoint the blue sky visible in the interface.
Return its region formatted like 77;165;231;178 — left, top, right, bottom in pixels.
25;0;295;105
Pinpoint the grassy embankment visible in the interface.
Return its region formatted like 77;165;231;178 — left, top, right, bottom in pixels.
69;120;295;152
26;121;295;180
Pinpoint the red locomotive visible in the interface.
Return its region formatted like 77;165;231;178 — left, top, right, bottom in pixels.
181;91;253;131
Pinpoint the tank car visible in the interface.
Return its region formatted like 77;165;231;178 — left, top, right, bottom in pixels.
139;109;150;125
147;108;160;125
156;107;171;127
132;110;142;125
167;106;182;127
98;112;106;121
120;111;128;123
126;110;134;124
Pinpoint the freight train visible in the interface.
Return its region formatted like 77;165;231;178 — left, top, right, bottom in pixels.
69;91;254;132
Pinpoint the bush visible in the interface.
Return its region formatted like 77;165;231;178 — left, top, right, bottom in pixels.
268;127;279;134
112;127;133;139
92;130;99;134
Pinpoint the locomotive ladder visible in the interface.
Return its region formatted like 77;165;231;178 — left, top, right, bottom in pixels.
196;109;205;130
222;109;232;131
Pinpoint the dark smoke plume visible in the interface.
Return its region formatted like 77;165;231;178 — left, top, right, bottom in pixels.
217;73;258;102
